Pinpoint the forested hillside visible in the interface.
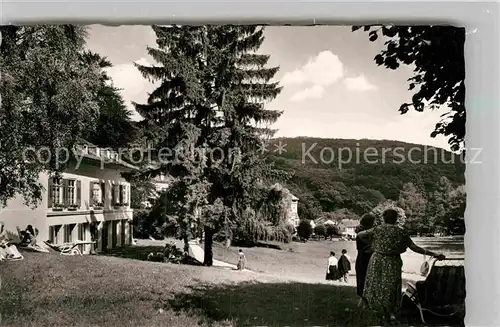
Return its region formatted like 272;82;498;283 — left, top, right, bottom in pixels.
266;137;465;230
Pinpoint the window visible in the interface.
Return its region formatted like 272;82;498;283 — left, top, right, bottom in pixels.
90;181;105;207
48;177;81;209
64;180;76;206
50;178;63;206
78;224;84;241
112;184;119;206
119;185;124;204
64;224;75;243
112;183;129;207
49;225;62;244
120;185;129;205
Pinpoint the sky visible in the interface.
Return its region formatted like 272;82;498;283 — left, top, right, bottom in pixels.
86;25;450;150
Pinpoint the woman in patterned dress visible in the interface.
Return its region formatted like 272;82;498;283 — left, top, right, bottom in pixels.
357;208;445;324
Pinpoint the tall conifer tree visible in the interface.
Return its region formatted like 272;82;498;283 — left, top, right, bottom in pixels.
135;25;288;265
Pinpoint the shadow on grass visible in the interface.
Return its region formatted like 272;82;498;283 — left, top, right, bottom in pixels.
101;246;203;266
168;281;465;327
102;245;165;260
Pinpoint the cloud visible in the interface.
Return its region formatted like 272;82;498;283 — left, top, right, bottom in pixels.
105;57;156;121
281;51;345;87
290;85;325;102
343;74;377;91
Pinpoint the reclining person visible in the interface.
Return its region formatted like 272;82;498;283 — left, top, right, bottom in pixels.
0;221;17;259
17;225;37;247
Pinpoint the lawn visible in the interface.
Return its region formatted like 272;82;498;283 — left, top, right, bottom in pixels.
0;251;380;327
0;241;464;327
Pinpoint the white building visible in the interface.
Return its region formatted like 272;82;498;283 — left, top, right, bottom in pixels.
271;183;300;227
0;143;136;253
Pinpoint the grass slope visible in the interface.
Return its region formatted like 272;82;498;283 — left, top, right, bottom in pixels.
0;245;464;327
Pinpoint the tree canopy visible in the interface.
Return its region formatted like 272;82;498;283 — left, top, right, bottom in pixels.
134;25;289;265
352;25;466;152
0;25;105;207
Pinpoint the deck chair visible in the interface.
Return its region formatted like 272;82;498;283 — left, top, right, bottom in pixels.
401;257;465;324
44;240;95;256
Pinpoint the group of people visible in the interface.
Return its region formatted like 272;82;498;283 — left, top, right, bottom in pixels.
325;249;351;282
327;208;446;325
0;222;37;261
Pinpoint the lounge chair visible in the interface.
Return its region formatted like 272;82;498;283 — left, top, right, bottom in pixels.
44;240;96;256
401;257;465;324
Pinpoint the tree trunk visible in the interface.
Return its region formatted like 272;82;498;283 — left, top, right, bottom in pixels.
203;227;214;266
183;236;189;255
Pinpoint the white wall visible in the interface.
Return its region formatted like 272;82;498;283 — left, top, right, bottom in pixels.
0;159;133;242
0;171;49;241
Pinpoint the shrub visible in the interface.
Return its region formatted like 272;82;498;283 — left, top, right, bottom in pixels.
163;243;185;264
297;219;313;241
326;224;338;238
314;224;327;239
285;223;296;236
132;209;153;239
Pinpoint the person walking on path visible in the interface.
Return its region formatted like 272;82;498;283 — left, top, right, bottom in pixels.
337;249;351;283
325;251;340;281
355;213;376;307
357;208;445;325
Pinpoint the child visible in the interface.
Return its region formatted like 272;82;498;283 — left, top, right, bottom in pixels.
237;249;246;270
337;249;351;283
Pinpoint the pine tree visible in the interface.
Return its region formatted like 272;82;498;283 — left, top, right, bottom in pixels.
134;25;288;266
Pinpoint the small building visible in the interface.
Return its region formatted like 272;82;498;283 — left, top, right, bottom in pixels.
310;219;316;230
339;219;359;239
0;142;137;253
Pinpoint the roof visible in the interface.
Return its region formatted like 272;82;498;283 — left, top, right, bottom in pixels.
339;219;360;228
76;143;139;171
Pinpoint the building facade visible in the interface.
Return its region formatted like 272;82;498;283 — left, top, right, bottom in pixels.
0;144;136;254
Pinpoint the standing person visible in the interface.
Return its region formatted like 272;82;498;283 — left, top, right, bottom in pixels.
358;208;445;325
237;249;246;270
337;249;351;283
325;251;339;281
355;213;376;307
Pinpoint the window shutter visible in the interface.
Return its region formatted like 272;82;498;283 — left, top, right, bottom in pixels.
118;185;122;204
89;181;94;207
112;184;117;205
101;181;106;203
62;179;69;207
48;177;53;208
127;185;131;205
76;180;81;208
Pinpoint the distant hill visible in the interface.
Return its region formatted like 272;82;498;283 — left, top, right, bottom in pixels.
265;137;465;220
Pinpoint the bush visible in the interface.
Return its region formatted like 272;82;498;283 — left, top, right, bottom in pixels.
285;224;296;236
326;224;338;238
133;208;179;240
297;219;313;241
132;209;153;239
314;224;327;239
163;243;185;264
